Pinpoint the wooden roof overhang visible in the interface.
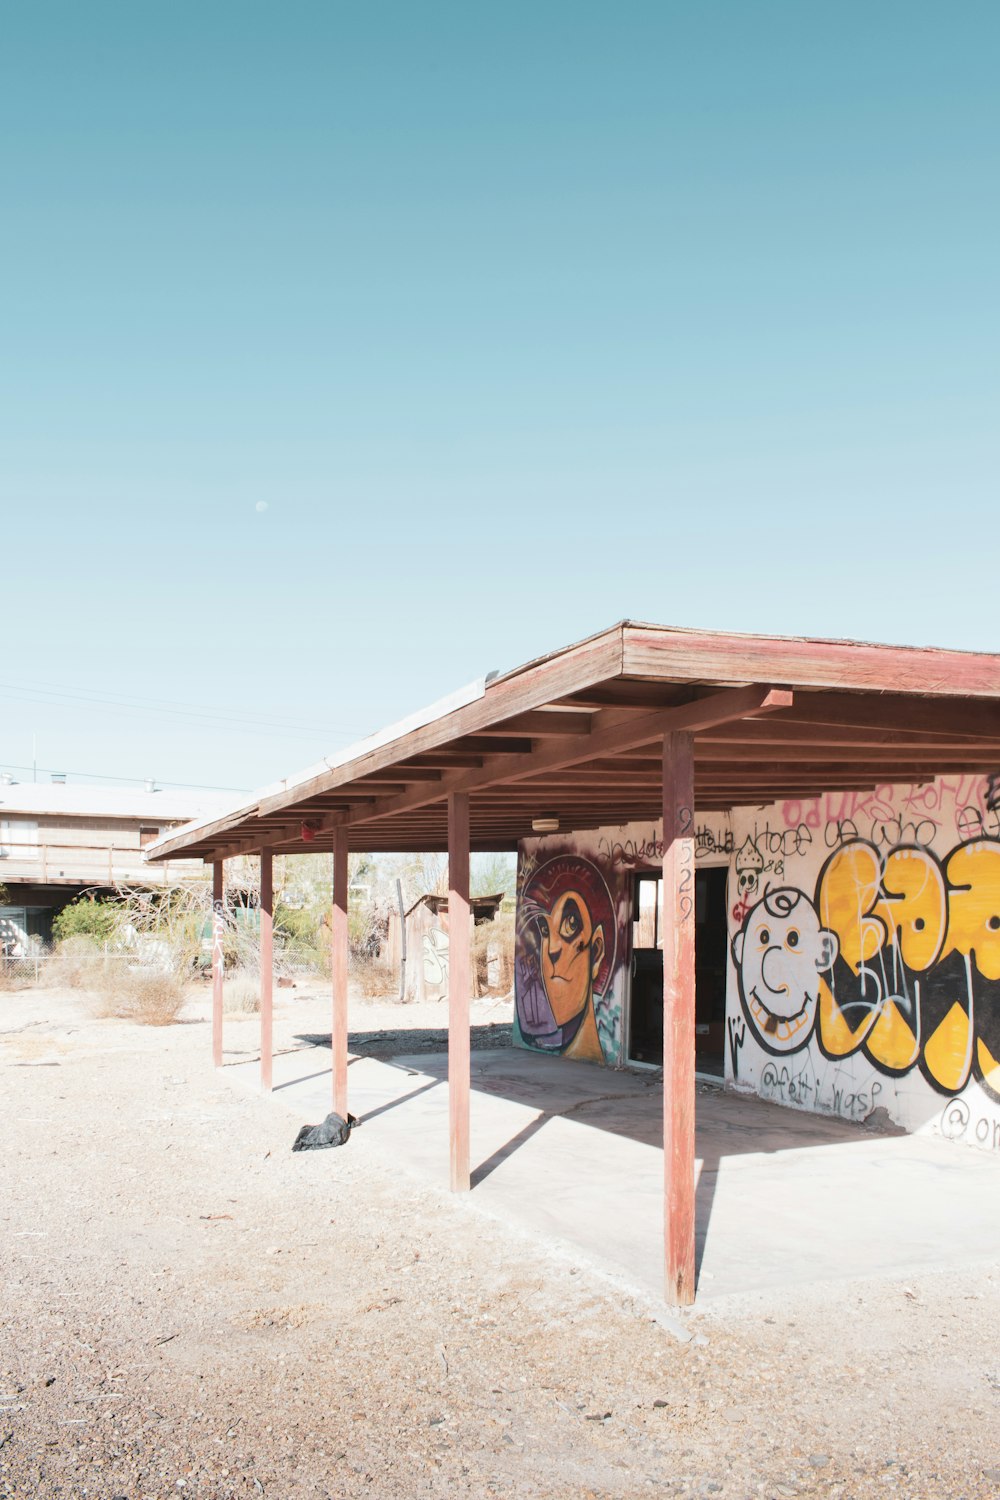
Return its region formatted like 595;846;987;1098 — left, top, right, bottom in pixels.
144;623;1000;864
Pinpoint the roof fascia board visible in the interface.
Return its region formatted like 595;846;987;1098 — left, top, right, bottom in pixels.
144;626;628;862
622;624;1000;697
144;679;492;863
144;802;263;862
485;620;628;687
255;626;626;818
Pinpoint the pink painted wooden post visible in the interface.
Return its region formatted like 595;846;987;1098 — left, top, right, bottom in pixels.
332;827;349;1118
260;848;274;1093
662;731;696;1305
448;791;471;1192
212;860;225;1069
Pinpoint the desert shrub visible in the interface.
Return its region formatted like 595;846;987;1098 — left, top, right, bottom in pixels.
52;898;120;945
45;935;105;989
274;900;321;945
91;963;186;1025
351;951;394;999
472;909;515;997
120;886;208;973
276;932;330;980
349;900;389;960
223;971;261;1015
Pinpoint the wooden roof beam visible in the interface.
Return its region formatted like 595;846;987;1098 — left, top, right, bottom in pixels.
450;736;534;755
355;767;444;784
694;743;1000;765
472;710;593;737
399;753;485;770
701;720;1000;751
695;761;938;780
768;693;1000;740
558;682;685;710
337;685;793;831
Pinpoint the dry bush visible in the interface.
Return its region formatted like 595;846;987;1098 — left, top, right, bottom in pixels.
90;963;186;1026
224;971;261;1016
472;909;515;997
352;952;394;999
44;936;106;990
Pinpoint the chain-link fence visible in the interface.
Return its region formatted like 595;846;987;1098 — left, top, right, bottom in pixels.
1;952;48;986
0;935;328;993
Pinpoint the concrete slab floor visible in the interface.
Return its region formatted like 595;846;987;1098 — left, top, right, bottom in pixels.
224;1042;1000;1308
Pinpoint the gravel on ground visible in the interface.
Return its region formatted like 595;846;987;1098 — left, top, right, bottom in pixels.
2;980;999;1499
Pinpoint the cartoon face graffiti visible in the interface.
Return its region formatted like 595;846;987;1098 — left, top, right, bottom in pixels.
732;888;839;1054
535;890;606;1028
517;854;617;1064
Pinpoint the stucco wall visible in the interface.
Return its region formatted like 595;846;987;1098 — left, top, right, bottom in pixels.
515;773;1000;1153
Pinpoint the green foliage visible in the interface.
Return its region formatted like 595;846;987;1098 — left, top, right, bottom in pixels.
273;900;322;945
52;897;120;945
470;852;516;900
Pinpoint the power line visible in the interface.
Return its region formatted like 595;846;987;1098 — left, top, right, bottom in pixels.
0;762;250;794
0;679;367;740
0;673;350;727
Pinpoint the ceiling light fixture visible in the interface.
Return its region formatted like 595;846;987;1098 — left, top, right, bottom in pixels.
531;815;560;834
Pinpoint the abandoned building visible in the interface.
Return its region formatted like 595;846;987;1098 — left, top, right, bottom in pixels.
0;778;226;953
145;621;1000;1304
385;891;506;1003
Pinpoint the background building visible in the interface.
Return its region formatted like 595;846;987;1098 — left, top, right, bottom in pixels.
0;778;229;952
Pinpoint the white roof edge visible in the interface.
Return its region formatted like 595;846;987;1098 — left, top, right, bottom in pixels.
143;676;489;858
0;785;228;821
255;676;488;801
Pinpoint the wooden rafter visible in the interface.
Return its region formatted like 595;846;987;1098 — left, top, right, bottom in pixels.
330;686;793;832
143;622;1000;866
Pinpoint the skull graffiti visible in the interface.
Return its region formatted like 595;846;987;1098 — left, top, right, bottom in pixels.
735;836;765;899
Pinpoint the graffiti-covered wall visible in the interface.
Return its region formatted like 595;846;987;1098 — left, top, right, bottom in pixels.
514;840;631;1064
515;773;1000;1152
727;776;1000;1150
515;818;733;1067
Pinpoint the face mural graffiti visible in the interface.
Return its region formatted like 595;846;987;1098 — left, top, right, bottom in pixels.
516;854;617;1063
730;833;1000;1101
731;888;838;1053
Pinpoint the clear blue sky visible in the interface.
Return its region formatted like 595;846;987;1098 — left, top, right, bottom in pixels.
3;3;997;795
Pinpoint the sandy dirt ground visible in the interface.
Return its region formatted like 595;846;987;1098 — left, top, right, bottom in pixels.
2;978;1000;1500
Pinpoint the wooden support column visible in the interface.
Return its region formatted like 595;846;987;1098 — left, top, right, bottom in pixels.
662;731;696;1306
332;827;349;1118
260;848;274;1093
448;791;471;1192
211;860;225;1069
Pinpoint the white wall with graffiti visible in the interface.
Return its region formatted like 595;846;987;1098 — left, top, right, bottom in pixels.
515;772;1000;1154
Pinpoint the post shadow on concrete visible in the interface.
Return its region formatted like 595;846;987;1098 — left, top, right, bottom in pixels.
294;1029;890;1289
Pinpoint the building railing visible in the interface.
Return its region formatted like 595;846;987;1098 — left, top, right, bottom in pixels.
0;839;199;885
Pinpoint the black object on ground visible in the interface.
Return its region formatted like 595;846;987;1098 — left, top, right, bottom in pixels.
292;1112;358;1152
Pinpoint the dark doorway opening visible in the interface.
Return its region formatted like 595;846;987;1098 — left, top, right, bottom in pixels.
627;867;729;1075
